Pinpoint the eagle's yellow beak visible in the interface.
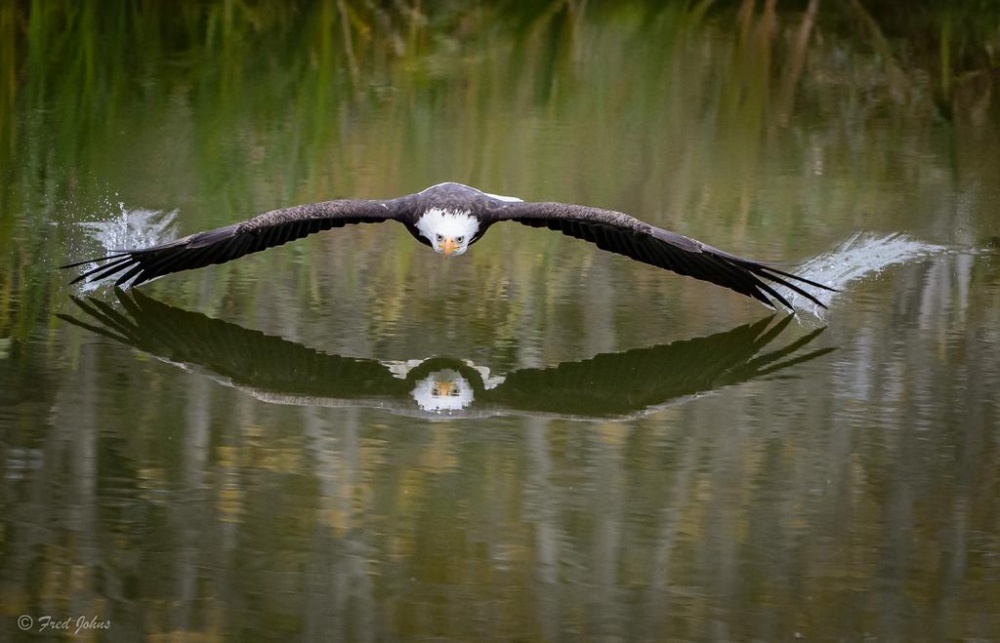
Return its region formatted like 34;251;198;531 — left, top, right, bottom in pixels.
442;238;457;257
433;381;455;397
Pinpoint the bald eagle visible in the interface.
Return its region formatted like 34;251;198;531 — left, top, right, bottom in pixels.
64;182;832;310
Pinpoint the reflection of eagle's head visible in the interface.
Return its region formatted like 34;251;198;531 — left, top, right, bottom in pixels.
410;369;474;412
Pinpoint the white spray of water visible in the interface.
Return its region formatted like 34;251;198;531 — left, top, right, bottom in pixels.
74;204;177;292
777;232;955;319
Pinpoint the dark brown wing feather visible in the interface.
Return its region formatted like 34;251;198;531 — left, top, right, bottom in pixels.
487;201;834;309
63;198;406;287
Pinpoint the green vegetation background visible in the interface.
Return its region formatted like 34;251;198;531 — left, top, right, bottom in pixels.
1;0;998;339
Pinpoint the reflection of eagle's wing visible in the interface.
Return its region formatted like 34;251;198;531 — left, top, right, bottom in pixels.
480;315;833;417
59;289;409;403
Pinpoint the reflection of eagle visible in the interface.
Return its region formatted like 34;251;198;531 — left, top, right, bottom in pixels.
64;182;832;310
60;290;834;420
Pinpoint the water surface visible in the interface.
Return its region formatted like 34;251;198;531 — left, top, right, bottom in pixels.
2;4;999;640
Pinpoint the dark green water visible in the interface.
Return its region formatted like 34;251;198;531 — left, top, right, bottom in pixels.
2;3;999;640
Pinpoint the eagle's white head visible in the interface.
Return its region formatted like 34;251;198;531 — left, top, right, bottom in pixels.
415;208;479;257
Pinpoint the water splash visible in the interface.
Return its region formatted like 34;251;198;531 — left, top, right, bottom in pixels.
79;202;178;251
779;233;953;318
74;204;177;292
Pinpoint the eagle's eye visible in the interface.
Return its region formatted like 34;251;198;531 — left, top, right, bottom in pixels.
435;234;443;242
456;236;464;243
